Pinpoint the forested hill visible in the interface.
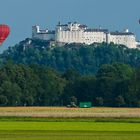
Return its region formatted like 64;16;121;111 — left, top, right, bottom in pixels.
1;38;140;74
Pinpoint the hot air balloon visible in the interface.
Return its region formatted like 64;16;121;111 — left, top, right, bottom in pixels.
0;24;10;45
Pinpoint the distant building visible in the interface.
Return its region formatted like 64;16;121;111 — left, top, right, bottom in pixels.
32;26;55;41
32;22;138;48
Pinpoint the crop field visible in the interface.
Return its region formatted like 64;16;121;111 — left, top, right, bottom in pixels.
0;107;140;118
0;107;140;139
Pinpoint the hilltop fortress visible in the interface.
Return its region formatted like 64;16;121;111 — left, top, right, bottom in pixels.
32;22;139;48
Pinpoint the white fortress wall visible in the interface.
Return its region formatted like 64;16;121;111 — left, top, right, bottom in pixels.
83;30;107;45
107;33;136;48
32;22;138;48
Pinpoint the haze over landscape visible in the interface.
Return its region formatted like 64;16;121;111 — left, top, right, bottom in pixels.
0;0;140;52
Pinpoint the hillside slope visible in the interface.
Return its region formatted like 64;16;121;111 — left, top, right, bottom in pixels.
1;38;140;74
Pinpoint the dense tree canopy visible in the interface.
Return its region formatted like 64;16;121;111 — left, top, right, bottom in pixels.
0;62;138;107
0;39;140;107
1;38;140;74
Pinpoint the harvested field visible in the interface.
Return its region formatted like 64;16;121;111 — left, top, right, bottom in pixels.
0;107;140;118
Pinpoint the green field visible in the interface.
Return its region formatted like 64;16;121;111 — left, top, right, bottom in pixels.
0;117;140;140
1;131;140;140
0;107;140;139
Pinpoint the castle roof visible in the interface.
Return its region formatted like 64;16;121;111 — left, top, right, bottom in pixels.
110;32;134;36
85;28;108;33
38;30;55;34
57;24;67;27
79;24;87;28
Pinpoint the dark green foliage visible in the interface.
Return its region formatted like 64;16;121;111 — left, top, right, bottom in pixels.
1;39;140;74
0;63;66;106
95;97;104;106
0;62;139;107
0;95;8;106
115;95;125;107
0;39;140;106
0;81;22;106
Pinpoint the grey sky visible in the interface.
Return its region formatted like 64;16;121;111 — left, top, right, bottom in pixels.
0;0;140;52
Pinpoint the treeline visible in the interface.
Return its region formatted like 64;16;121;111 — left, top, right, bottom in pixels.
0;62;140;107
1;38;140;74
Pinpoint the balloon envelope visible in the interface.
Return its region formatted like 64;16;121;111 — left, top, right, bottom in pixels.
0;24;10;45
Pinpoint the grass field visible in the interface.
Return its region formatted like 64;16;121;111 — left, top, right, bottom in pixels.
1;131;140;140
0;107;140;139
1;119;140;140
